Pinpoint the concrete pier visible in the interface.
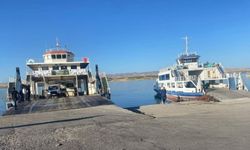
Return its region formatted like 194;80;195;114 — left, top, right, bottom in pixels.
1;91;250;149
207;88;250;100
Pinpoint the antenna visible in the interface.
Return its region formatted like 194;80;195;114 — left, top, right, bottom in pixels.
183;36;189;55
56;37;60;48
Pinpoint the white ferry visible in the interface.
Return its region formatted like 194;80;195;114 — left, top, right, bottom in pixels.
6;40;110;110
26;40;110;98
154;37;228;101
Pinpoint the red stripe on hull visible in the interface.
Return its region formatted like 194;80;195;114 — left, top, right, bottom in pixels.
167;94;214;102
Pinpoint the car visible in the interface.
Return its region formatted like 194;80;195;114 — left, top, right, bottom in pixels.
46;84;62;98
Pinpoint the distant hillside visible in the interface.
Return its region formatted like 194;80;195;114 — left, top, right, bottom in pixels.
108;68;250;81
224;68;250;73
107;71;158;81
0;83;7;88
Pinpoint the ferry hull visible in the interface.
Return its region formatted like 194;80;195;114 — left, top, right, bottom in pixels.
166;94;210;102
154;88;210;102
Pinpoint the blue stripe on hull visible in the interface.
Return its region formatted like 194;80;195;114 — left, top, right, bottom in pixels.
154;89;204;97
166;91;204;97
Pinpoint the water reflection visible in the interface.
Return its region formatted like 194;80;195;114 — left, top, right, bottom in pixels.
0;89;7;115
109;79;167;108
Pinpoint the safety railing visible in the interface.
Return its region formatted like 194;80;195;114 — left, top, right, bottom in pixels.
27;69;88;77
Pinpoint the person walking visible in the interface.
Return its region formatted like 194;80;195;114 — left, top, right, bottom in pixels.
161;87;167;104
27;85;31;101
11;87;18;110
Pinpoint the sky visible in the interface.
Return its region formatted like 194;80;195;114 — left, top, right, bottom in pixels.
0;0;250;82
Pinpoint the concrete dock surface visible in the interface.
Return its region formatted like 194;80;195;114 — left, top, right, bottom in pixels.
1;93;250;149
207;88;250;100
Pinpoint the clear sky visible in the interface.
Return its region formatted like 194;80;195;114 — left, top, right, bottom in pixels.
0;0;250;82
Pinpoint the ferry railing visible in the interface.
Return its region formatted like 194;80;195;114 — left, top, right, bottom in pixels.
26;58;44;64
175;77;186;81
175;75;199;82
27;69;88;77
26;57;88;64
202;74;227;80
69;69;88;75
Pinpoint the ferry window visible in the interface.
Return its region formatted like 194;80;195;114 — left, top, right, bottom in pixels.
57;54;62;59
185;82;195;88
71;65;77;69
52;55;56;59
42;66;49;70
171;83;175;88
62;54;66;59
167;83;170;88
159;75;164;81
177;82;183;88
80;63;86;69
53;66;59;70
159;74;170;81
61;66;67;70
165;74;170;80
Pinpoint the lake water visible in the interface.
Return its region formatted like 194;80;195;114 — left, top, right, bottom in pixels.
0;89;7;115
109;79;162;108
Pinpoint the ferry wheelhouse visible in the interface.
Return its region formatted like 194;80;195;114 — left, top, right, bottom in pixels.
26;41;98;98
154;37;228;101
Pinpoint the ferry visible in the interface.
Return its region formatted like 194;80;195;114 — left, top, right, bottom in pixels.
6;40;110;110
154;37;228;101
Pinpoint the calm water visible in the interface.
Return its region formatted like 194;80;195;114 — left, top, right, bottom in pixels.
109;79;161;108
0;89;7;115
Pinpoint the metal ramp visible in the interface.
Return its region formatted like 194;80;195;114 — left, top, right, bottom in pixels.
217;65;225;75
95;65;111;99
240;73;249;91
228;77;237;90
101;75;111;97
228;73;249;91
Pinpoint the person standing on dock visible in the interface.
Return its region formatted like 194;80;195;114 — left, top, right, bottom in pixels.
27;85;31;101
22;87;27;101
12;87;18;110
161;87;167;104
19;90;24;102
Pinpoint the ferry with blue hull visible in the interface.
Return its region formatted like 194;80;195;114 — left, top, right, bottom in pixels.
154;36;228;101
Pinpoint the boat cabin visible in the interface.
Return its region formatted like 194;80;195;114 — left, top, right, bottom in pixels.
177;53;200;69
